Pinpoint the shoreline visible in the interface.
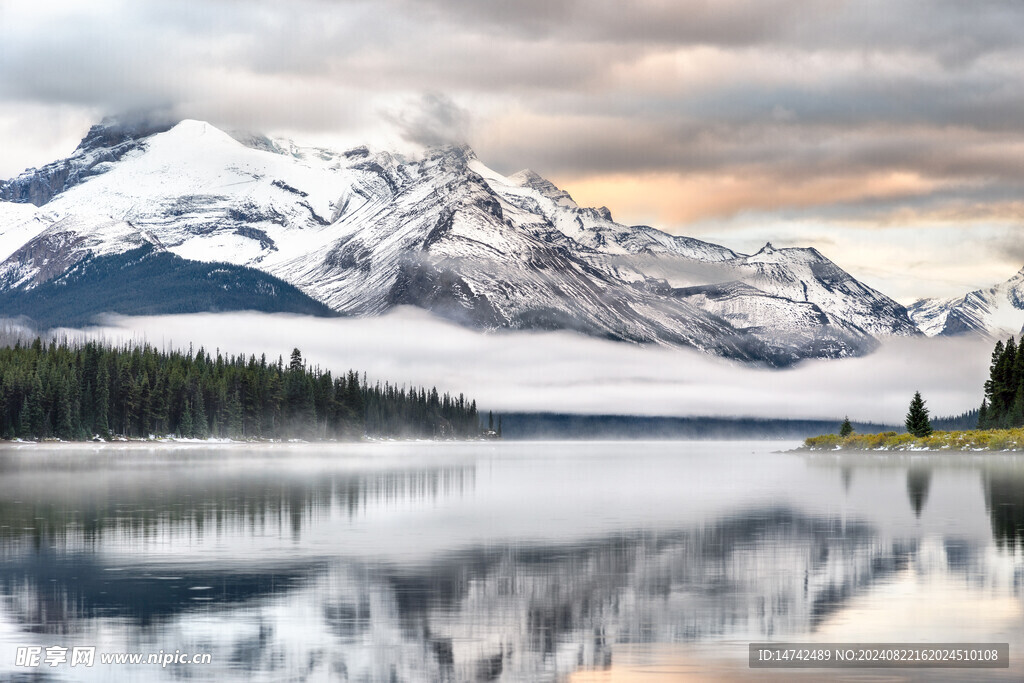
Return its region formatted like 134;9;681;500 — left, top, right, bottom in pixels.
799;428;1024;453
0;436;497;450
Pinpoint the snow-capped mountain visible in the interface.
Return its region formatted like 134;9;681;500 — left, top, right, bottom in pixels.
909;268;1024;337
0;116;176;207
0;118;920;365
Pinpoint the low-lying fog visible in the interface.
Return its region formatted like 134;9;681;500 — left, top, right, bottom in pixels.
55;308;991;424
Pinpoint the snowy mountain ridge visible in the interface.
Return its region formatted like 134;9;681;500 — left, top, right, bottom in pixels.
0;118;921;365
909;268;1024;338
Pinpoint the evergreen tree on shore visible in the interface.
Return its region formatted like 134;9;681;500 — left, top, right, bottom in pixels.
980;336;1024;429
905;391;933;437
839;416;853;437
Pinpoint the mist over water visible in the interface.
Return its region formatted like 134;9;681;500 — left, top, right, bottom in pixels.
0;442;1020;681
61;309;992;423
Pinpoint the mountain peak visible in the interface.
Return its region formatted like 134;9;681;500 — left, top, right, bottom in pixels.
510;168;544;184
423;143;477;165
509;169;578;208
164;119;237;143
749;242;829;263
510;168;556;189
76;113;178;154
1;113;182;207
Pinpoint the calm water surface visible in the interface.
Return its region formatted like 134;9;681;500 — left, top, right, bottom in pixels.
0;440;1021;681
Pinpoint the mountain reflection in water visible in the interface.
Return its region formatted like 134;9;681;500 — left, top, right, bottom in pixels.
0;442;1019;682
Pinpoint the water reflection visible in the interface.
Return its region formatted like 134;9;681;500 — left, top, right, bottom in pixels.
0;462;473;545
841;464;853;492
984;468;1024;551
0;444;1020;681
906;466;931;518
0;509;911;679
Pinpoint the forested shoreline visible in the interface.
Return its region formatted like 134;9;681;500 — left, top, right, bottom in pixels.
0;339;481;441
979;336;1024;429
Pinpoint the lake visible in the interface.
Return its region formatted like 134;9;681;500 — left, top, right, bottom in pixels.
0;441;1020;681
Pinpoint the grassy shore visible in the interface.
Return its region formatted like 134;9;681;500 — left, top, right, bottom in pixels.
802;428;1024;452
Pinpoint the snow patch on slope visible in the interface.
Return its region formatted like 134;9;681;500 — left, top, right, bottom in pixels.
0;202;49;263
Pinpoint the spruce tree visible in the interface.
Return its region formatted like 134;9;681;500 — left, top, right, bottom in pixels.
17;397;30;438
227;389;244;438
192;386;209;438
905;391;933;437
56;378;75;440
839;416;853;437
180;398;194;438
28;375;45;438
94;363;110;436
985;340;1005;419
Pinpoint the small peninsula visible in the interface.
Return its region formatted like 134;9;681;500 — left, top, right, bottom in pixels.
802;335;1024;452
802;429;1024;452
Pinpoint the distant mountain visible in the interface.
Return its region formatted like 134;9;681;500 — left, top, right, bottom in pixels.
0;118;920;365
908;268;1024;337
498;413;899;440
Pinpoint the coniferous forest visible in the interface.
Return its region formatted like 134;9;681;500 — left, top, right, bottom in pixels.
979;336;1024;429
0;339;481;440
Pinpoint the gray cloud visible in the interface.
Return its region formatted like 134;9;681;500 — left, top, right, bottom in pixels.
409;0;817;45
986;234;1024;273
385;93;472;147
3;0;1024;263
405;0;1024;70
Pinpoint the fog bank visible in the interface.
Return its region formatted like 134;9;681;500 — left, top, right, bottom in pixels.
61;308;991;424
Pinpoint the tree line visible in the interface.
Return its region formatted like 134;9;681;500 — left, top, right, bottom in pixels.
979;336;1024;429
0;339;481;440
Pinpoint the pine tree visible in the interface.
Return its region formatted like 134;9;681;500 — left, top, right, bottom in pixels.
905;391;933;437
28;375;45;438
839;416;853;437
226;389;244;438
192;385;209;438
985;340;1005;419
180;397;194;437
94;362;110;436
56;378;75;440
17;397;30;438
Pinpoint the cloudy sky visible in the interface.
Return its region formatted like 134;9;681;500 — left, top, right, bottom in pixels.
2;1;1024;300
